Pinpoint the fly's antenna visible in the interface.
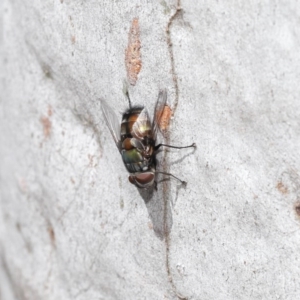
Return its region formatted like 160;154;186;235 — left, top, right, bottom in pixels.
156;171;187;186
123;80;132;109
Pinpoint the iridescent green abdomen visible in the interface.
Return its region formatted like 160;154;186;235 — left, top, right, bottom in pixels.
121;148;152;173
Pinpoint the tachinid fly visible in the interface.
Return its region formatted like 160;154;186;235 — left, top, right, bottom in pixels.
100;89;195;189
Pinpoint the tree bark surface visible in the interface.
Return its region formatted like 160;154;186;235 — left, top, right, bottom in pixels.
1;1;300;299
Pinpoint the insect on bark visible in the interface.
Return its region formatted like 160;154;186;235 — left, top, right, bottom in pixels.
100;89;195;189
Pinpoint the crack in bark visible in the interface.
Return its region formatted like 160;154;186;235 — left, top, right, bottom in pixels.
0;251;38;300
166;0;182;115
164;1;188;299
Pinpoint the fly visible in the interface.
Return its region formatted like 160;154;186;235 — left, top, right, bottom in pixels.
100;89;195;189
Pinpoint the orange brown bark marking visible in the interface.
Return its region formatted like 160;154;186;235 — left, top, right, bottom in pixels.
48;225;56;247
295;202;300;217
40;116;51;138
125;18;142;85
159;105;172;131
276;182;288;194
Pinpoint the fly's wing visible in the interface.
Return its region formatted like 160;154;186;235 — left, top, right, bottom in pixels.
152;89;167;139
131;108;152;139
100;99;121;151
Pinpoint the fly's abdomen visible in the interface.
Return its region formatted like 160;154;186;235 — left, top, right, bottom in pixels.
121;149;150;173
121;114;137;138
120;108;151;139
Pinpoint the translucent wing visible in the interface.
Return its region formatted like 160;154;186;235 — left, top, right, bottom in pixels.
131;108;152;139
152;89;167;139
100;98;121;151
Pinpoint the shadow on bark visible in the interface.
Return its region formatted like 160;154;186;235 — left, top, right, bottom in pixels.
137;147;195;239
137;181;172;240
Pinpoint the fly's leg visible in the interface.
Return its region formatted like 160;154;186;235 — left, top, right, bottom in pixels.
125;89;132;109
156;171;187;186
154;180;158;191
154;143;195;185
123;80;132;108
154;143;196;151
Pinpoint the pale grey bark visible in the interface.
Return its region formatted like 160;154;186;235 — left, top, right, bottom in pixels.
1;1;300;299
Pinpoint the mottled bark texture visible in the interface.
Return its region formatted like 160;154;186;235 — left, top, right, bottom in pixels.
1;1;300;299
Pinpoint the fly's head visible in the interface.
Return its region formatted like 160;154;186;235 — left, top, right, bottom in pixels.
128;171;155;189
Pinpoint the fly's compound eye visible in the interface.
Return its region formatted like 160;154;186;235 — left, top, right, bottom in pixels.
135;173;155;185
128;173;155;188
128;175;135;185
